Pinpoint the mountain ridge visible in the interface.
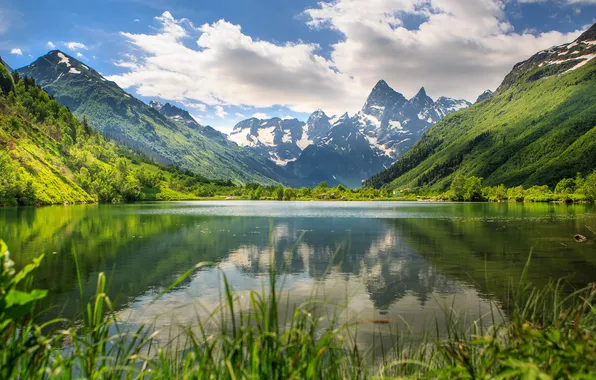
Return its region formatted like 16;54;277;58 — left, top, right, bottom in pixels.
232;80;471;187
365;25;596;190
17;50;289;185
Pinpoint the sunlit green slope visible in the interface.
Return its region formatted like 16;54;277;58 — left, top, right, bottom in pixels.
367;24;596;190
17;51;288;185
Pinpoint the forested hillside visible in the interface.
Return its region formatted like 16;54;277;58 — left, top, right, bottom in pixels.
366;25;596;191
17;51;288;185
0;73;236;205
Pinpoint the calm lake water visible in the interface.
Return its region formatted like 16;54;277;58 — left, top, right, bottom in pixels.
2;201;596;347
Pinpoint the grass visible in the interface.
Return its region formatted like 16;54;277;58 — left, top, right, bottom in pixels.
366;58;596;191
1;238;595;379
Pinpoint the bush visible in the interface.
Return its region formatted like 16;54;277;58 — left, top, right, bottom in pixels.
0;62;14;95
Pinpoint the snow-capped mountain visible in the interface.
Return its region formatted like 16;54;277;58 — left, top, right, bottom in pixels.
230;79;470;187
497;25;596;93
288;81;471;187
349;82;471;164
149;100;225;140
228;114;337;166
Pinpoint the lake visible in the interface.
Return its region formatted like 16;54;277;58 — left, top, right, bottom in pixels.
2;201;596;349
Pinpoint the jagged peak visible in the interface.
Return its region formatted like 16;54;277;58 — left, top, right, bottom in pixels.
414;87;428;98
372;79;391;90
149;100;163;110
475;89;493;104
577;23;596;42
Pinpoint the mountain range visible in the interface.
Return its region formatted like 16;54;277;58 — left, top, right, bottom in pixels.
366;24;596;190
12;23;596;191
231;81;471;187
16;51;289;185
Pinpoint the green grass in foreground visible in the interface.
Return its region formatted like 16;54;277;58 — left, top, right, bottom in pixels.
1;239;595;379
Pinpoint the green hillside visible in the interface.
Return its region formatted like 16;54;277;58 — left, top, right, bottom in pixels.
17;51;288;185
366;25;596;190
0;75;238;205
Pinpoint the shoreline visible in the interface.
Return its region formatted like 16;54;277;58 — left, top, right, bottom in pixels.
1;197;593;208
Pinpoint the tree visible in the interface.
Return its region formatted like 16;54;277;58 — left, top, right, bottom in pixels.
507;186;525;202
463;176;483;201
253;186;264;200
115;158;130;177
18;181;36;205
450;173;466;201
314;182;328;194
283;188;296;201
273;185;284;201
580;171;596;201
0;62;14;95
555;178;576;194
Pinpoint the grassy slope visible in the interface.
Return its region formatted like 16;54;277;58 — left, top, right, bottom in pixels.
0;97;94;204
17;52;287;185
367;60;596;190
0;78;236;205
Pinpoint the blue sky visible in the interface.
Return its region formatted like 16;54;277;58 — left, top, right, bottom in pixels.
1;0;595;132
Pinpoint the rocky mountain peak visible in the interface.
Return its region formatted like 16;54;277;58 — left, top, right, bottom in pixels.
337;112;350;123
362;80;407;119
497;22;596;93
475;90;493;103
577;23;596;42
149;100;163;111
405;86;434;109
150;100;204;131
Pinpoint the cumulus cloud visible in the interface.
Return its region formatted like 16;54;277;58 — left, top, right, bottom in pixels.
76;52;85;58
183;102;207;111
47;41;56;49
252;112;271;119
64;41;88;51
303;0;585;100
107;11;363;115
109;5;586;117
215;105;227;118
10;48;22;56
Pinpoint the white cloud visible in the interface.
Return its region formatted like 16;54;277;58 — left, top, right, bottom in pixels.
76;52;85;58
183;101;207;111
64;41;88;51
109;6;587;118
10;48;22;56
252;112;271;119
235;112;246;118
215;105;227;118
107;11;363;115
47;41;56;49
303;0;585;100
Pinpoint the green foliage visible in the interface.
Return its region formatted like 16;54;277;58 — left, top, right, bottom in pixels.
1;240;596;378
555;177;577;194
0;76;242;205
367;54;596;191
449;173;466;201
0;63;14;96
17;52;286;185
581;171;596;200
463;176;483;201
273;185;284;200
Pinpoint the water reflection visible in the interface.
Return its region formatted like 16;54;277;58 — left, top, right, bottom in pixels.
1;201;595;337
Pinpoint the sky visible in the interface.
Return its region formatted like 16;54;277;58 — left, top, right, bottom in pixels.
1;0;595;133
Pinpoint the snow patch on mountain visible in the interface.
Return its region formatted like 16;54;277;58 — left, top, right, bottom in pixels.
57;52;71;67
